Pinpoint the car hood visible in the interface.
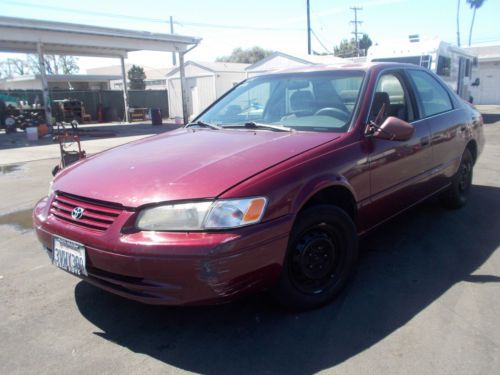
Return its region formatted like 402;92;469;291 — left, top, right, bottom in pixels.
54;128;339;207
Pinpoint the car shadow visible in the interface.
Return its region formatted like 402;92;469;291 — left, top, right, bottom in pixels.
74;184;500;374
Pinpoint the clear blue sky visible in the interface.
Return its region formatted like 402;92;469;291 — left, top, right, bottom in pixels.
1;0;499;71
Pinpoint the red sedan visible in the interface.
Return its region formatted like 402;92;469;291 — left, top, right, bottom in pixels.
33;63;484;309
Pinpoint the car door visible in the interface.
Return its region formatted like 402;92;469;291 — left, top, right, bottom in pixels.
364;69;433;228
406;69;466;191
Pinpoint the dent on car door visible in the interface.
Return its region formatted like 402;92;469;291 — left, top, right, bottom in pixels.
364;70;432;229
406;69;467;188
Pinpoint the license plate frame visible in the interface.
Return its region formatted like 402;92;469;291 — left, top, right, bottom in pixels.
52;236;87;276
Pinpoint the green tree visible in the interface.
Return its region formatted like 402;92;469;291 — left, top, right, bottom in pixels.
128;65;146;90
334;39;356;58
359;34;373;52
333;34;372;58
216;46;274;64
467;0;486;46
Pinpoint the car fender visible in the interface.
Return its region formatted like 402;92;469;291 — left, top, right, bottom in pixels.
291;173;358;216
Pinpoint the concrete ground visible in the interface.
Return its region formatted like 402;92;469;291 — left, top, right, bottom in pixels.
0;109;499;374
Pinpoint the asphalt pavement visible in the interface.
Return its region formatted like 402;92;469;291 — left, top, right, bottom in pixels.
0;110;499;374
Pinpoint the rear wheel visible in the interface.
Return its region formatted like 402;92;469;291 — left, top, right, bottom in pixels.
273;205;358;309
441;148;473;209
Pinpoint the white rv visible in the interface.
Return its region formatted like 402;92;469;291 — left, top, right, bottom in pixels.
367;38;479;102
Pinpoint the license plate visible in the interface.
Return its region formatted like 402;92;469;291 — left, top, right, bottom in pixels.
53;236;87;276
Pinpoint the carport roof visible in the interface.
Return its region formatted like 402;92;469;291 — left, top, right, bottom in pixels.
0;16;201;58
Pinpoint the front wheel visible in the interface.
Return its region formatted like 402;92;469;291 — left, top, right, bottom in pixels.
441;148;473;209
273;205;358;310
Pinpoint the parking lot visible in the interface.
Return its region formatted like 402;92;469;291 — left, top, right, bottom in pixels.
1;110;499;375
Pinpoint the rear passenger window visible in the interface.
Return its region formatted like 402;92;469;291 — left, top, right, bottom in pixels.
408;70;453;118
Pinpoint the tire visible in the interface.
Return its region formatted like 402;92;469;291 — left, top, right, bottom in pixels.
273;205;358;310
441;148;473;209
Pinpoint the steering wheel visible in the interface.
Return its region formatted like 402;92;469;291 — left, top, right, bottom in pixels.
314;107;350;121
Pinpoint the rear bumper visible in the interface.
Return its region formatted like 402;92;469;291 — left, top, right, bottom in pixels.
34;196;292;305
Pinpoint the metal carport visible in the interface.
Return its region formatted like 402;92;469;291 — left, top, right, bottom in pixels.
0;16;201;124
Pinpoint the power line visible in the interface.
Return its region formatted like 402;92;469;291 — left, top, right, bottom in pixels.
2;0;169;24
3;0;303;32
350;6;363;57
311;29;332;54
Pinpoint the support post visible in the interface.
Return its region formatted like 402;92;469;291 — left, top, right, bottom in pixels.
120;56;130;123
37;42;52;127
179;51;189;125
170;16;177;66
306;0;311;55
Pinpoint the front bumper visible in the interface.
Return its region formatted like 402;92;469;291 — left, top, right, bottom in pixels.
33;196;292;305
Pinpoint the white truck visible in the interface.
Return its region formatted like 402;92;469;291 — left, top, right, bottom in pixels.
367;38;479;102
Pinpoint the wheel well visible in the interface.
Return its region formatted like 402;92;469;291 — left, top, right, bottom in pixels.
466;140;478;164
301;186;357;222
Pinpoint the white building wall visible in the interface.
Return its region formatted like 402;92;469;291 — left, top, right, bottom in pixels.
470;61;500;104
0;79;42;90
167;78;183;118
191;76;216;118
214;72;246;97
167;75;216;119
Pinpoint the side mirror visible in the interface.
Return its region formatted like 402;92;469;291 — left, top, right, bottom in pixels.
367;116;415;141
471;78;480;87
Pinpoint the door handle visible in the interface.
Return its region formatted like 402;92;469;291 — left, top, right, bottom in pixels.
420;137;430;146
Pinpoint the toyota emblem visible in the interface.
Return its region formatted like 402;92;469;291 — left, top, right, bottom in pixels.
71;207;85;220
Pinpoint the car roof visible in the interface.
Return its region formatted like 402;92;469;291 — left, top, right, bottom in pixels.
254;62;424;77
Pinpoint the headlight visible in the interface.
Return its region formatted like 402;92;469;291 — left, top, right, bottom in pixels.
135;197;267;231
48;181;54;197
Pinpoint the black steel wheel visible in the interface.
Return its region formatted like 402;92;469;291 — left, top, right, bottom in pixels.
273;205;358;309
442;148;473;209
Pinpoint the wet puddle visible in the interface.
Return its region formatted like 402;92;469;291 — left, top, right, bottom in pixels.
0;209;34;231
0;164;23;175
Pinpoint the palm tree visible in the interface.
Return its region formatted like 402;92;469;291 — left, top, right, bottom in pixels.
456;0;461;46
467;0;486;46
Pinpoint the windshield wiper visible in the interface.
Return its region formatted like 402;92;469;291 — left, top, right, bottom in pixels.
222;122;294;132
185;120;222;130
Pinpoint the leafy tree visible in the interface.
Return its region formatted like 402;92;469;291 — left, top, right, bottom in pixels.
334;39;356;58
359;34;373;52
333;34;372;58
27;54;80;75
128;65;146;90
216;46;274;64
467;0;486;46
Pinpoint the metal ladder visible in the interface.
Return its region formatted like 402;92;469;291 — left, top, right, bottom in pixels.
419;55;432;69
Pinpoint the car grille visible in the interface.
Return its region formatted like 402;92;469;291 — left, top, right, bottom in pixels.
50;192;122;231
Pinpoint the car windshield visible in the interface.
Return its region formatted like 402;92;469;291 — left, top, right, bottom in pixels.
196;70;365;132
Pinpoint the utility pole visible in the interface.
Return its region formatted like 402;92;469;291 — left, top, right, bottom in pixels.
306;0;312;55
170;16;177;66
350;6;363;57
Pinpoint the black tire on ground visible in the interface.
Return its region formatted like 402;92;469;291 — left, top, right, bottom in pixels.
273;204;358;310
441;148;473;209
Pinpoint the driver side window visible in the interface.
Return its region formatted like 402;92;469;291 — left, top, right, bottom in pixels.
371;73;411;124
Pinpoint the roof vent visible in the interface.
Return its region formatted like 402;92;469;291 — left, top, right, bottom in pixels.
409;34;420;43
